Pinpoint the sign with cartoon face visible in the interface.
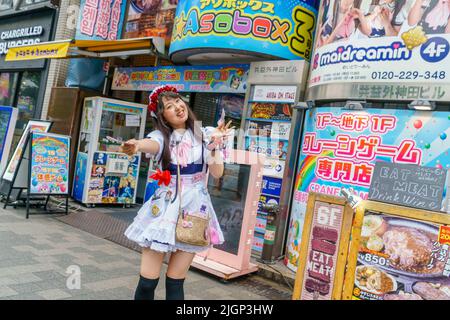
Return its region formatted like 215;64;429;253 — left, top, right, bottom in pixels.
112;64;249;93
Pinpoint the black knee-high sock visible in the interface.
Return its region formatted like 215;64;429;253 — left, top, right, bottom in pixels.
134;275;159;300
166;276;185;300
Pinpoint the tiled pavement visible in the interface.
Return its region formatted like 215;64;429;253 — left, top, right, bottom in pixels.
0;204;292;300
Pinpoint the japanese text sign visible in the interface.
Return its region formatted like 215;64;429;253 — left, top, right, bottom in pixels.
30;132;70;195
293;193;353;300
170;0;319;61
76;0;127;40
285;107;450;272
112;64;249;93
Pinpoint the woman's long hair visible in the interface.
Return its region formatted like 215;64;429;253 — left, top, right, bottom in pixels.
152;91;202;170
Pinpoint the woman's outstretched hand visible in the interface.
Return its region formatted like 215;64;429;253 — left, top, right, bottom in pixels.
210;120;234;148
121;139;140;156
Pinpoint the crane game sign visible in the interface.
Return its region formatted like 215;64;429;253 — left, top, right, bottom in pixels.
286;107;450;271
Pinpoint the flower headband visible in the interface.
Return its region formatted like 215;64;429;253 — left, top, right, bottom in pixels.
148;85;178;118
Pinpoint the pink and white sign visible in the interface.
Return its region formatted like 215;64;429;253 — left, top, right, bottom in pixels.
300;201;344;300
76;0;127;40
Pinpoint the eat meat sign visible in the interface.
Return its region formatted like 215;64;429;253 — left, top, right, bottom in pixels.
293;193;354;300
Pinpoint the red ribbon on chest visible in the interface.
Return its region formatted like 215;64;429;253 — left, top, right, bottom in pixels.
150;169;171;186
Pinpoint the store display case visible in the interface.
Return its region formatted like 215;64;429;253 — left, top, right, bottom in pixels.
72;97;147;206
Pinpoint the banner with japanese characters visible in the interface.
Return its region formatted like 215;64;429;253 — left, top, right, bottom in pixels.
112;64;249;92
30;132;70;195
170;0;319;61
308;0;450;100
76;0;127;40
285;107;450;271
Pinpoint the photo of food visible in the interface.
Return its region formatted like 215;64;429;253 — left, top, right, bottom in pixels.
353;212;450;300
359;213;445;275
355;265;397;295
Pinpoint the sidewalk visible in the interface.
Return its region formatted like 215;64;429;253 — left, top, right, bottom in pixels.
0;204;292;300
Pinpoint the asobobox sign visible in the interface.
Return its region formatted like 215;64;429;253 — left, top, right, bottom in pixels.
170;0;319;61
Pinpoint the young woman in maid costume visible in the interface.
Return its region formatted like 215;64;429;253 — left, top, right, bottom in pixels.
121;85;231;300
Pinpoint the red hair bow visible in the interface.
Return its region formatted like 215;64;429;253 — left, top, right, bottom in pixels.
150;169;171;186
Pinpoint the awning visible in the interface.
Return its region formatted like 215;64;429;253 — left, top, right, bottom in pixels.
5;37;165;62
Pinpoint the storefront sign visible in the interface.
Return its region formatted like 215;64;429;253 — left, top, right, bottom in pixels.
0;9;54;69
112;64;249;93
2;120;52;182
249;102;292;121
124;0;177;45
308;0;450;101
76;0;127;40
169;0;319;61
286;107;450;271
30;132;70;195
261;176;282;197
345;201;450;300
248;60;307;83
293;193;353;300
369;162;447;212
251;85;297;103
6;42;70;62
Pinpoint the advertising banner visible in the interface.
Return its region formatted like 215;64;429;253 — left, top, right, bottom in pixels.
249;102;293;121
251;85;297;103
2;120;52;182
6;42;70;62
170;0;319;61
261;176;282;197
286;107;450;271
245;136;288;161
30;132;70;195
124;0;178;45
0;106;17;176
112;64;249;93
299;201;345;300
76;0;127;40
0;10;54;69
309;0;450;100
352;212;450;300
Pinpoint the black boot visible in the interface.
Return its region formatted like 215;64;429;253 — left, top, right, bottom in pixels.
165;275;185;300
134;275;159;300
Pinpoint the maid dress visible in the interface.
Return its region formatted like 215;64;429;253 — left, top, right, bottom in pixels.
124;127;225;253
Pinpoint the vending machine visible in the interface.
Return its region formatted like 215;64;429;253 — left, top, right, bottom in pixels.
72;97;147;207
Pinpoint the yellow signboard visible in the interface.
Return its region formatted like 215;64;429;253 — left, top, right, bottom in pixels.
5;42;70;61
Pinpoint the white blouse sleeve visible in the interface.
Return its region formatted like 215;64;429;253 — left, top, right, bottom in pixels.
201;126;216;144
146;130;164;161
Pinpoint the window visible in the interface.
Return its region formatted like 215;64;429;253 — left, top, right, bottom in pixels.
0;72;18;106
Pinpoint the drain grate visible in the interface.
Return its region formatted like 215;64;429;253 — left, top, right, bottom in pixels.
55;210;141;253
